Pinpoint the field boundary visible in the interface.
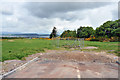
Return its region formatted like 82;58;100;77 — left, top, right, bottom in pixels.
1;57;39;78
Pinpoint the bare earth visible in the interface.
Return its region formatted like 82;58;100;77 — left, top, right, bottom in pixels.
2;49;119;78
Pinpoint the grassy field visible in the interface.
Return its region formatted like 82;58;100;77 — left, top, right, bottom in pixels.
1;39;119;62
84;41;118;52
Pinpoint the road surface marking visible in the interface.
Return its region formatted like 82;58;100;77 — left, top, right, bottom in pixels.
77;70;80;73
77;75;81;78
2;57;38;78
95;72;100;75
76;68;81;78
0;75;2;80
87;70;91;72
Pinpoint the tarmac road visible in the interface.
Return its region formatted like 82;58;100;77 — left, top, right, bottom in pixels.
5;59;118;78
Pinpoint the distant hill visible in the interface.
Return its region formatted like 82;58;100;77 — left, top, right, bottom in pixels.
15;33;39;36
2;32;60;38
14;34;50;36
2;32;50;36
2;32;22;34
2;32;50;38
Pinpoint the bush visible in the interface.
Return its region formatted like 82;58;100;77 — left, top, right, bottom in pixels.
98;37;110;42
90;38;99;41
110;37;119;42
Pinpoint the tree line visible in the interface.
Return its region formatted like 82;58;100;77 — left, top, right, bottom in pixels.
60;19;120;40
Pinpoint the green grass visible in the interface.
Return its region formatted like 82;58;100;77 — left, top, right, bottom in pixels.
84;41;119;56
2;39;57;61
1;39;119;62
84;41;118;51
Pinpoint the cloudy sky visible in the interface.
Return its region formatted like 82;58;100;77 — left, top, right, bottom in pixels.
0;0;119;34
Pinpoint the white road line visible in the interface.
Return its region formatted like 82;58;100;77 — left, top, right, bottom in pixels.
77;75;81;78
87;69;91;72
76;69;81;78
77;70;80;73
0;75;2;80
95;72;100;75
2;57;38;78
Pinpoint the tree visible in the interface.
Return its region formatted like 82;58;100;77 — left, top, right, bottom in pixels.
77;26;94;38
50;27;57;39
60;30;77;38
95;19;120;38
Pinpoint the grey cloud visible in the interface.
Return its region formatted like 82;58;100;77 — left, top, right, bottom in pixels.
112;9;118;20
53;11;86;21
0;3;14;15
1;11;13;15
1;7;13;15
110;2;118;20
18;15;54;27
24;2;111;20
118;2;120;19
2;2;117;34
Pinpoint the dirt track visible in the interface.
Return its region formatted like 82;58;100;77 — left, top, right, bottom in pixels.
40;50;117;63
2;50;118;78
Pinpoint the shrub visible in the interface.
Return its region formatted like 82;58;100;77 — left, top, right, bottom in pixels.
110;37;119;42
98;37;110;42
90;38;99;41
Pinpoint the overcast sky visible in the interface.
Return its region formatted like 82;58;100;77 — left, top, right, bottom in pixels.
0;0;119;34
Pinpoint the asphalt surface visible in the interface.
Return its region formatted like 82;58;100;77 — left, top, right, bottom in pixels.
6;59;118;78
